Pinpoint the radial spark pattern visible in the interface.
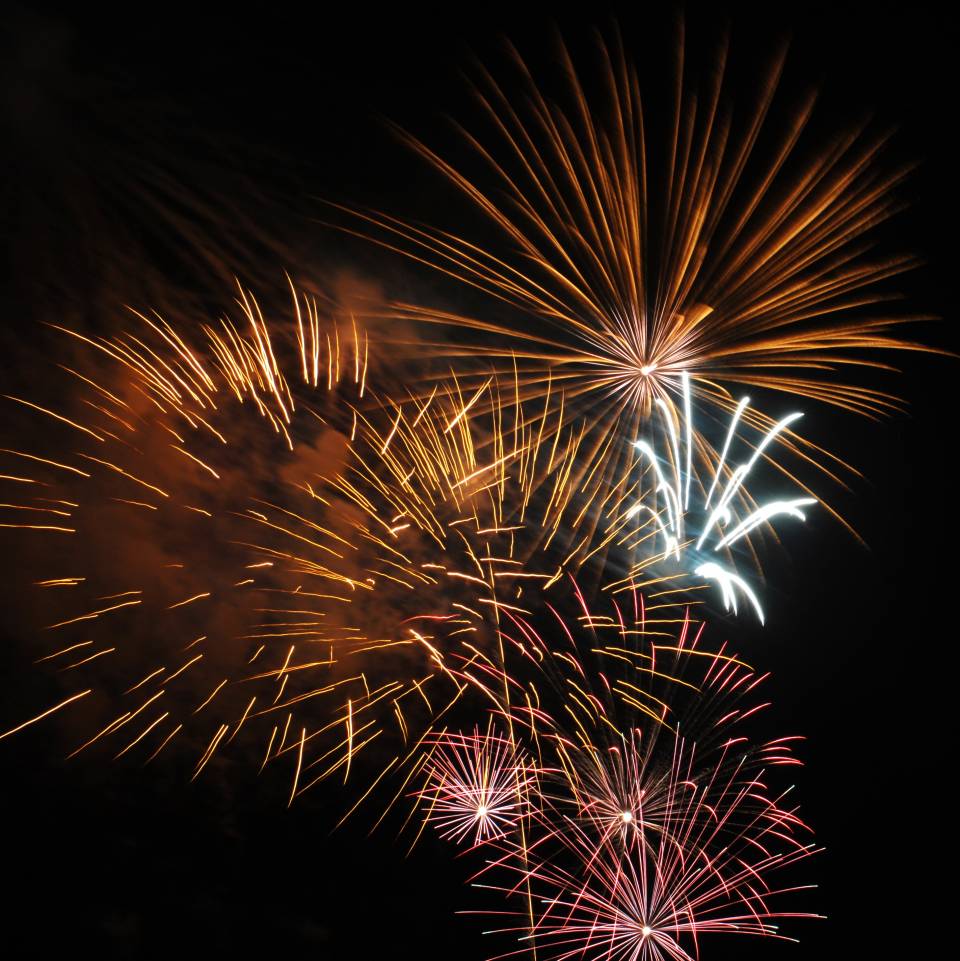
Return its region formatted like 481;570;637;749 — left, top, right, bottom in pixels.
334;30;931;516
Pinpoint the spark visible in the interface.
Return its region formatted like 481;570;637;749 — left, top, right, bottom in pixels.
0;690;92;741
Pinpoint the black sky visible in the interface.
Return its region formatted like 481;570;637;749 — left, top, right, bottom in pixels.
1;3;956;959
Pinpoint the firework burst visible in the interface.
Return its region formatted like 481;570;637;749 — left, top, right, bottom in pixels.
405;586;820;958
619;372;816;622
330;28;933;518
1;283;373;787
418;722;537;846
0;284;678;808
482;734;819;961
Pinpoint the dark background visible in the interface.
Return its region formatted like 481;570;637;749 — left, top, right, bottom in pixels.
1;3;954;958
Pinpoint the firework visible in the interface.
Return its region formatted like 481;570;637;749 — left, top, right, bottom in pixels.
418;722;536;846
1;283;373;790
622;372;815;622
0;20;919;959
329;29;932;517
414;588;817;957
480;734;819;960
0;285;670;807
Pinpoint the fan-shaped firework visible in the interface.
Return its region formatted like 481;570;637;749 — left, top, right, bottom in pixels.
331;29;932;517
620;372;815;622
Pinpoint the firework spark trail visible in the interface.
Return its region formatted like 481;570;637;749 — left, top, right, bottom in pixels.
327;29;936;529
622;372;816;622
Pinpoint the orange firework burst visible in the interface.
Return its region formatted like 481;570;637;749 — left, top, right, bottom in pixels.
2;282;695;809
330;27;935;512
0;283;373;788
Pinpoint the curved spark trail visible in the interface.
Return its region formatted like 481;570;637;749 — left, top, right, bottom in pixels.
627;373;816;623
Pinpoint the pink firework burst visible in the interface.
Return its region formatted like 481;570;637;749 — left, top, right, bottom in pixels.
419;724;537;846
564;730;677;851
481;735;820;960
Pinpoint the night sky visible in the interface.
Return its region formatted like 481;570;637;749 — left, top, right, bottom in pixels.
1;4;954;959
